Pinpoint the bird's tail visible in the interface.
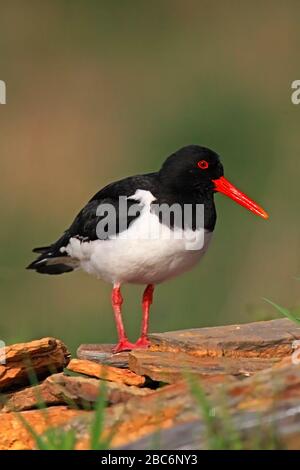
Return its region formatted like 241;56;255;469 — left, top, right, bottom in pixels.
26;245;78;275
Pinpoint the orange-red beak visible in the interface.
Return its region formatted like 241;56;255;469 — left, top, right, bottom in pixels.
212;176;269;220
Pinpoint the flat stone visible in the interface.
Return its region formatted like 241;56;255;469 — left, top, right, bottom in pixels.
48;373;152;406
128;350;279;383
67;358;146;386
0;338;70;391
1;380;63;412
149;319;300;358
1;373;152;413
77;344;129;368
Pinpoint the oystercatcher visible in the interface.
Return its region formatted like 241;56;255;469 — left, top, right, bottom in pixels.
27;145;268;352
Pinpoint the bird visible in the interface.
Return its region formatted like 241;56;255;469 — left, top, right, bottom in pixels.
27;145;269;353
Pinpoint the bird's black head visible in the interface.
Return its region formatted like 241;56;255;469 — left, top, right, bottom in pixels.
159;145;224;195
159;145;269;219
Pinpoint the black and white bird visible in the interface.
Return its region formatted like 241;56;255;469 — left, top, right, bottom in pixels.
27;145;268;352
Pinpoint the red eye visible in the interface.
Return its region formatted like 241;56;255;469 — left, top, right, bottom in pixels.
197;160;209;170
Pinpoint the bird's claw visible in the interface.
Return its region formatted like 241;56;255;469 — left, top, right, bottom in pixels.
112;339;136;353
134;336;151;348
112;336;151;353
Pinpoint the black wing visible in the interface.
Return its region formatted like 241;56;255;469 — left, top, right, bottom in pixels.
27;173;158;274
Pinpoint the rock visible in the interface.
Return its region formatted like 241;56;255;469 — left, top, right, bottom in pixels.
118;361;300;449
119;419;205;450
99;384;195;446
75;382;194;449
225;360;300;412
120;402;300;450
77;344;129;368
0;338;70;391
67;359;146;386
47;373;152;406
71;362;300;449
2;320;300;450
128;350;278;383
1;380;63;412
3;382;190;449
0;406;89;450
149;319;300;358
1;373;152;413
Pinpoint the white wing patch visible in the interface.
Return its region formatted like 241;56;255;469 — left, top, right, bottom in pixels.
127;189;156;205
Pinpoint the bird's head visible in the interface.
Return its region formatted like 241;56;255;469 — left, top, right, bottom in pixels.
159;145;269;219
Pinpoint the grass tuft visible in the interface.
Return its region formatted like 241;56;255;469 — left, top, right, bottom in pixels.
264;298;300;325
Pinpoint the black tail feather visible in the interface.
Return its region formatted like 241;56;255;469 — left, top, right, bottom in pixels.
27;252;77;275
28;231;77;275
32;246;51;253
26;261;74;274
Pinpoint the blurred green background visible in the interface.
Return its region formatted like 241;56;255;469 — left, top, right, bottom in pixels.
0;1;299;354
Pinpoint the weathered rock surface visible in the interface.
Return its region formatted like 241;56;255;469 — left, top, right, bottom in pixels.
120;361;300;450
0;406;89;450
0;337;70;391
67;358;146;386
77;344;129;368
1;373;152;412
1;379;63;412
71;360;300;450
120;403;300;450
149;319;300;358
1;318;300;450
48;373;152;406
75;382;193;449
128;350;278;383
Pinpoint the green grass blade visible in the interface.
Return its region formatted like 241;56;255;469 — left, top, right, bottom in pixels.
264;298;300;325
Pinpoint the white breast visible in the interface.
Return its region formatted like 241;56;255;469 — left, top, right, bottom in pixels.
63;190;213;285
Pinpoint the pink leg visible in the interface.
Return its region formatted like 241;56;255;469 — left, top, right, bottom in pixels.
111;284;135;353
134;284;154;348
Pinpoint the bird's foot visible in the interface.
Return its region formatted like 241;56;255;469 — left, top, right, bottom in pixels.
133;336;151;349
112;339;136;353
112;336;151;353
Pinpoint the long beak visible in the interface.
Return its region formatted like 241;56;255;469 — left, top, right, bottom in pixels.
212;176;269;219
